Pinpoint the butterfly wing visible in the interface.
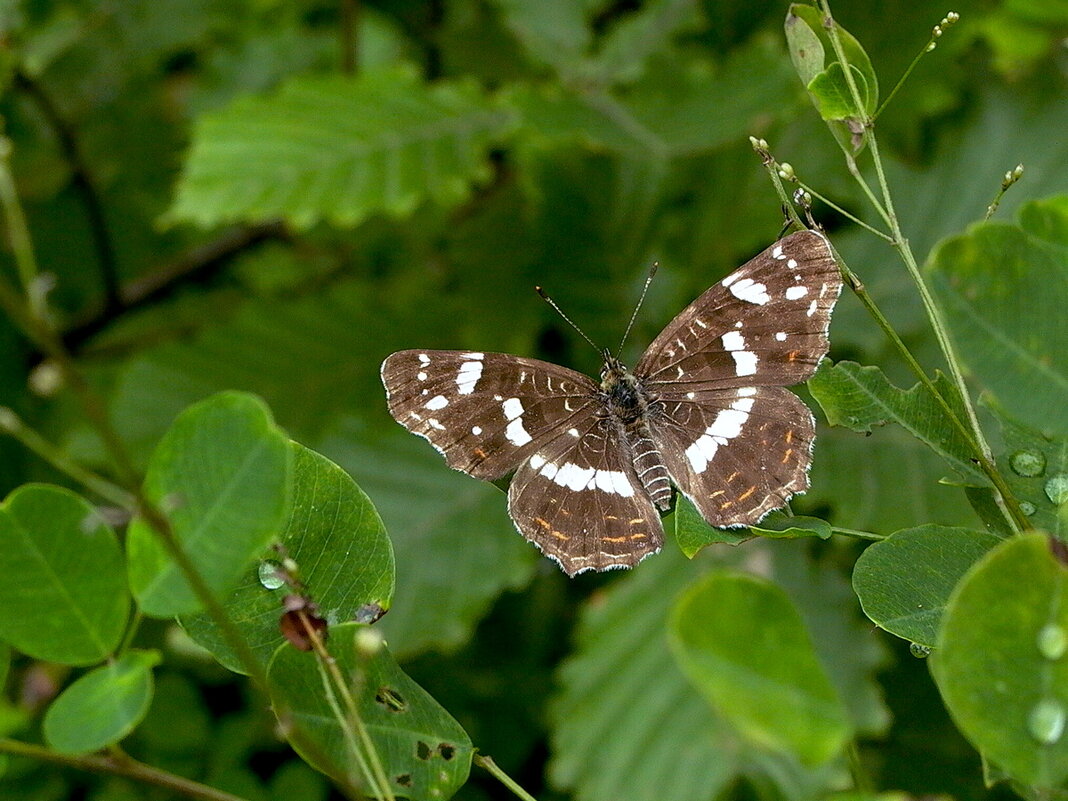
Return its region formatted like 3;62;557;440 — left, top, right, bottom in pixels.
507;413;662;576
380;349;600;480
635;231;841;526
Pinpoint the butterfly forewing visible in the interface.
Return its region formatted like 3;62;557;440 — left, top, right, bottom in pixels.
635;230;841;390
381;350;599;480
507;415;662;575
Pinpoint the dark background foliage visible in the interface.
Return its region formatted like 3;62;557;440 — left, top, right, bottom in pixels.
0;0;1066;799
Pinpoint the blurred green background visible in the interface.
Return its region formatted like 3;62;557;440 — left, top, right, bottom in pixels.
0;0;1066;799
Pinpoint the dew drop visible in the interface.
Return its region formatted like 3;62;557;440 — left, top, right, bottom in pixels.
1045;475;1068;505
1020;501;1037;516
910;642;932;659
1038;624;1068;660
1029;698;1066;745
1010;449;1046;477
258;560;285;590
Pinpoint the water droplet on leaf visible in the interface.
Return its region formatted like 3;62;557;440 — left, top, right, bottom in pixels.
1045;475;1068;505
1038;624;1068;660
910;642;931;658
1011;449;1045;477
258;560;285;589
1029;698;1066;745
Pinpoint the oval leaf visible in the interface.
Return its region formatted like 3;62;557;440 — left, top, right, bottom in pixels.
128;391;292;617
853;525;1001;647
934;534;1068;787
181;441;395;673
267;622;472;800
672;494;750;558
669;571;852;765
43;650;160;754
0;485;128;665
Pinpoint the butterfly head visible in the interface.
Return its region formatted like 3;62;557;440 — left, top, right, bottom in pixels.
600;350;645;422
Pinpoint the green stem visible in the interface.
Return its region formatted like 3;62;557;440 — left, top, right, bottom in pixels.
0;407;134;508
0;739;251;801
0;138;44;318
832;526;887;541
474;754;541;801
795;181;893;242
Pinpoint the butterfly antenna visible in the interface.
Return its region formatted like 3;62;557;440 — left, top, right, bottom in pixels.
535;286;602;356
618;261;659;353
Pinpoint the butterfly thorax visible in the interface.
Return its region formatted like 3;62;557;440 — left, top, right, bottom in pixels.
599;353;674;511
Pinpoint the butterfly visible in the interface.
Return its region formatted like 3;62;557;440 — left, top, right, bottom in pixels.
380;230;842;576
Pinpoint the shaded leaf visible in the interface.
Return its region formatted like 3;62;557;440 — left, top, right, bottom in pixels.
168;67;516;229
933;534;1068;788
808;62;871;121
587;0;699;86
43;650;160;754
809;360;986;484
490;0;592;77
852;525;1001;647
928;196;1068;436
267;622;472;800
182;441;395;673
670;571;852;765
0;485;128;665
127;392;292;617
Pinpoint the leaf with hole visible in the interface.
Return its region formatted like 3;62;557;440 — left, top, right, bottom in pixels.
181;441;395;673
43;650;160;754
669;571;852;765
127;391;292;617
933;534;1068;787
852;525;1001;647
0;485;128;665
266;622;472;800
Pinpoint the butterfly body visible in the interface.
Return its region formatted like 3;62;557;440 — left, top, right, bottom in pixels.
381;231;841;576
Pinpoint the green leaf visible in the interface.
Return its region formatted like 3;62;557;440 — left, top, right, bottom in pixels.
992;408;1068;539
852;525;1001;647
128;391;292;617
266;622;473;800
586;0;699;86
784;5;825;86
181;441;395;673
168;67;516;229
750;514;833;540
42;650;160;754
672;493;750;558
0;485;128;665
808;62;870;121
322;425;535;658
670;571;852;765
809;360;987;484
490;0;593;77
928;196;1068;436
933;534;1068;788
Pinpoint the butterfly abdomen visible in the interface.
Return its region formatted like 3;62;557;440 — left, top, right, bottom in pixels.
630;430;673;511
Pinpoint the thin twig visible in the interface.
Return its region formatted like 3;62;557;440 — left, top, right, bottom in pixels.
474;754;541;801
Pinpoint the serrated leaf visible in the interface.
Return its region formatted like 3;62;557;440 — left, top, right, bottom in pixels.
321;423;536;658
128;391;292;617
181;441;395;673
266;622;473;800
670;571;852;765
991;407;1068;538
168;67;516;229
0;485;128;666
43;650;160;754
549;543;886;801
852;525;1001;647
928;196;1068;436
933;534;1068;788
809;360;986;484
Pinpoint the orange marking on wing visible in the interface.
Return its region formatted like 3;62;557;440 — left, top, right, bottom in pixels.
719;500;735;510
726;471;740;482
602;535;627;543
628;517;644;525
533;517;551;530
604;514;619;521
473;447;488;459
785;429;794;444
737;486;756;502
630;533;647;540
781;448;794;464
787;350;799;362
551;530;569;541
709;490;726;498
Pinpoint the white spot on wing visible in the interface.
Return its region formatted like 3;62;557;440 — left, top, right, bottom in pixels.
785;285;808;300
683;394;756;473
694;318;708;329
738;386;757;396
539;460;559;480
807;299;819;317
732;351;758;376
456;359;483;394
592;469;634;497
506;417;532;446
721;331;745;351
555;462;595;491
568;428;580;438
529;453;546;470
502;397;524;420
472;425;482;435
462;352;484;360
775;332;788;341
787;258;798;269
772;245;785;260
425;394;449;410
427;418;445;431
417;371;428;381
729;278;771;305
418;353;430;365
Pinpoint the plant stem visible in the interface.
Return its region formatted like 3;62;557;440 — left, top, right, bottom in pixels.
0;407;134;508
832;526;887;541
795;181;893;242
474;754;541;801
0;138;44;318
0;739;251;801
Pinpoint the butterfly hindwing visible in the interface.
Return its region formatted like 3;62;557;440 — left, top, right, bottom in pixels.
507;415;663;575
381;349;599;480
635;230;841;390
